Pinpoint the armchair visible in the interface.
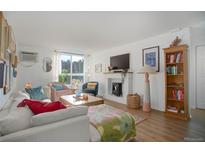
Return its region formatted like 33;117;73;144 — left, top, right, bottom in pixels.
82;82;99;96
49;82;74;101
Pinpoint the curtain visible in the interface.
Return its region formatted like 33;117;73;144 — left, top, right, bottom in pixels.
52;51;61;82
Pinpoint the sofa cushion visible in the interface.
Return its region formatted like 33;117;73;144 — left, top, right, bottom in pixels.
25;86;47;100
18;99;66;115
0;108;33;136
84;88;96;92
0;110;9;137
0;110;9;119
52;84;64;91
32;106;88;127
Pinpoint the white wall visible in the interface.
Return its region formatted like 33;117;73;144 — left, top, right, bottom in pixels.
89;28;191;111
16;45;55;90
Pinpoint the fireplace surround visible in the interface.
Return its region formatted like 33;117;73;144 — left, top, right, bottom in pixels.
104;72;133;104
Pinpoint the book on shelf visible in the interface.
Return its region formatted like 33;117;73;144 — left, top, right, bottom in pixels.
167;109;178;113
170;54;175;63
180;110;185;114
166;52;183;63
166;66;178;75
170;89;184;101
175;53;182;63
167;106;178;113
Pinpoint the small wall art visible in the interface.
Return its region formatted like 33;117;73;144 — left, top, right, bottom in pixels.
43;57;52;72
95;64;102;73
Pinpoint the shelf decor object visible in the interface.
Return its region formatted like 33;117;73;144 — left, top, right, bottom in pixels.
164;44;189;120
138;65;156;112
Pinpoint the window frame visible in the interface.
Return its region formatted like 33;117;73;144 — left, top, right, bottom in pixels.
59;52;85;85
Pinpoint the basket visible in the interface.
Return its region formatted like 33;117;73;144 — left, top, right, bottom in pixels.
127;93;140;109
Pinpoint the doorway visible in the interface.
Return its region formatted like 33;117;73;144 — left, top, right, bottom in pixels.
196;45;205;109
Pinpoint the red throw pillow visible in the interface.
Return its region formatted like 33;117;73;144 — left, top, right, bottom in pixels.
18;99;67;115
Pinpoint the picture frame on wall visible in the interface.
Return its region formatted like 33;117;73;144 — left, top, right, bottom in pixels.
0;61;5;88
95;64;102;73
142;46;160;72
3;51;12;95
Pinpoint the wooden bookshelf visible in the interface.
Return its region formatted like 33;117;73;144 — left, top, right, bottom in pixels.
164;44;189;120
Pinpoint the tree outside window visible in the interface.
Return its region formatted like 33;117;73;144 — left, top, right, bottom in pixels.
58;54;84;87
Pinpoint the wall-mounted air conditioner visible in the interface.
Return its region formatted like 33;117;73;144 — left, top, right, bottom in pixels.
20;51;38;67
20;51;38;63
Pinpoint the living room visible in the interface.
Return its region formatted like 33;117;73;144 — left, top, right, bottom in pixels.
0;1;205;152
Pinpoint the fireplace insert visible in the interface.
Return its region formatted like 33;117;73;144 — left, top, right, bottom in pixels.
112;82;122;97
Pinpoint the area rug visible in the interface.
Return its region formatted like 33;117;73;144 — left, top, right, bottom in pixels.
133;114;146;125
88;104;146;125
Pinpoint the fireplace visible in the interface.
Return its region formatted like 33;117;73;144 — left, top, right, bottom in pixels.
112;82;122;97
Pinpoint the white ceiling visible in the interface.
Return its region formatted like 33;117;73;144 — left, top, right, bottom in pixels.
5;11;205;52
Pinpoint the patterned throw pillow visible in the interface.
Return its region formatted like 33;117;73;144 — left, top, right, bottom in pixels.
87;83;97;90
25;86;48;100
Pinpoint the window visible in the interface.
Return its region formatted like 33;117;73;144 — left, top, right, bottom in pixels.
58;53;84;85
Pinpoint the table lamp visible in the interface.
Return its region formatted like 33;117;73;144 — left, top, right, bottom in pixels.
138;65;156;112
25;82;32;89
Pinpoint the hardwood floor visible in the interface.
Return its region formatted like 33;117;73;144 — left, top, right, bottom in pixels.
104;99;205;142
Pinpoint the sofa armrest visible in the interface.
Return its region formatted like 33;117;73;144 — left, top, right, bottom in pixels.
55;89;73;96
62;84;69;90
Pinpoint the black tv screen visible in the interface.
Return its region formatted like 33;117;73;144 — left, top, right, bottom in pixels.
110;53;130;70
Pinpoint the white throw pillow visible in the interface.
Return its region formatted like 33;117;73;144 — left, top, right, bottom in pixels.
32;106;88;127
0;107;33;136
1;97;13;110
10;98;24;111
10;91;30;111
15;91;30;100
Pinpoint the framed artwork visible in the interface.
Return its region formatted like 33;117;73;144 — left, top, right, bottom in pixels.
142;46;160;72
0;61;5;88
95;64;102;73
3;52;12;94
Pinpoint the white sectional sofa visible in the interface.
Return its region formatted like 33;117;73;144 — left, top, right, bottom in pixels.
0;91;90;142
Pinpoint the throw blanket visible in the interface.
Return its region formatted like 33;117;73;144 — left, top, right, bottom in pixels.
88;104;136;142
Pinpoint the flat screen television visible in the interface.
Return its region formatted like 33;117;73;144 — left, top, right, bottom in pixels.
110;53;130;70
